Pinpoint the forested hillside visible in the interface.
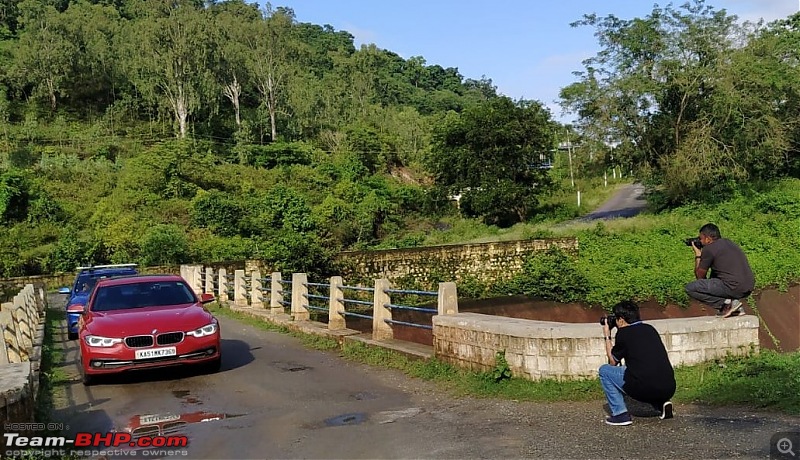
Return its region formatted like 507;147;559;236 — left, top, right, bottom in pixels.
0;0;799;283
0;0;565;277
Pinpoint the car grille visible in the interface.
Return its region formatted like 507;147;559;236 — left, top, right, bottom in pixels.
157;332;184;345
125;335;154;348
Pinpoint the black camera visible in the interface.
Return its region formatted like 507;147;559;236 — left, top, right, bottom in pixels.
684;237;703;249
599;314;617;330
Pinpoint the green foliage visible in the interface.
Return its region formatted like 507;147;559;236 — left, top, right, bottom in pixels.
497;247;589;302
46;227;91;272
0;168;30;222
190;190;243;237
675;350;800;414
492;350;512;382
427;97;555;226
138;224;189;266
237;141;314;169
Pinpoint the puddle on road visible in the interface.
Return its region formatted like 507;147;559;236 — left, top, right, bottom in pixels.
271;361;312;372
172;389;203;405
324;413;367;427
120;410;246;438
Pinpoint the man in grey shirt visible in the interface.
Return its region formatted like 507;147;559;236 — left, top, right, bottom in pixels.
685;223;755;317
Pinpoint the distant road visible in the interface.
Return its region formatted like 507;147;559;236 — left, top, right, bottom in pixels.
579;182;647;221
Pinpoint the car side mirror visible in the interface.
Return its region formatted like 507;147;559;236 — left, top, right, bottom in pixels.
199;293;215;304
58;287;71;295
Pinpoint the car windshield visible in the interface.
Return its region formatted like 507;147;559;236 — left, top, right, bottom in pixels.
91;281;196;312
75;277;100;294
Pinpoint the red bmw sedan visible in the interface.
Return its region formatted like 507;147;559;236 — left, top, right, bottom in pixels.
78;274;221;385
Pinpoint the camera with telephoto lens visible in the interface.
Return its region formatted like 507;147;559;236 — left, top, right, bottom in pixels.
684;237;703;249
599;314;617;330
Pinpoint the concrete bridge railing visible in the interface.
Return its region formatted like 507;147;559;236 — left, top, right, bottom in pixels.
0;284;47;435
179;265;760;381
180;264;459;343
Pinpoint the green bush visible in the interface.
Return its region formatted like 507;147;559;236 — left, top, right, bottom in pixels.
496;247;588;302
139;224;190;266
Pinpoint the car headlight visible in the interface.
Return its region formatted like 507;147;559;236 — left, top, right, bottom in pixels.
187;323;218;338
85;335;122;347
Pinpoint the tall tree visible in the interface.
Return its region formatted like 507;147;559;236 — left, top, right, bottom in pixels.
12;0;77;110
118;0;216;138
427;97;555;226
559;0;793;203
245;5;297;142
209;0;260;129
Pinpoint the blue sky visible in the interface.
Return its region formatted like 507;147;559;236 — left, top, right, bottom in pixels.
272;0;797;122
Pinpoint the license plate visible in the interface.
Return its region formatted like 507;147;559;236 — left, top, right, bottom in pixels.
139;414;180;425
135;347;177;359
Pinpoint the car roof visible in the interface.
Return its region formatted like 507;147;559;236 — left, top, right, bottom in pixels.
78;268;138;278
94;274;185;288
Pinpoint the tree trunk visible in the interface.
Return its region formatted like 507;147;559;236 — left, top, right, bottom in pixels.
267;74;277;142
223;75;242;128
174;86;188;139
46;78;57;111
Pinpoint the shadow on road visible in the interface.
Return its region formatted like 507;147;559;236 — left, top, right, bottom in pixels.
85;338;254;386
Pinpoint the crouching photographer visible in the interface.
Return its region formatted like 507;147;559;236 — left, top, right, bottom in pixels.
599;300;676;426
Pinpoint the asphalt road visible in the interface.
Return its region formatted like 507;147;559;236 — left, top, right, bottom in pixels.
580;182;648;220
48;294;800;460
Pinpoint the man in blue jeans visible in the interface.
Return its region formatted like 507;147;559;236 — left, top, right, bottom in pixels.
599;300;676;426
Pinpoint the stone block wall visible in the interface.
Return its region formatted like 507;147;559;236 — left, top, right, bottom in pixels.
433;313;759;381
336;238;578;285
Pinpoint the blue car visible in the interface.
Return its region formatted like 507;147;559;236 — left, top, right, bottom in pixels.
59;264;138;340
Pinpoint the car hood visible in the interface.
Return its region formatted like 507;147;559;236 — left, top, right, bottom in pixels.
85;304;214;336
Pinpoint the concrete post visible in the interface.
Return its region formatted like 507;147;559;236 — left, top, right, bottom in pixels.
270;272;283;315
205;267;215;294
437;282;459;315
0;302;21;363
328;276;346;331
372;278;393;341
218;268;229;303
234;269;247;306
180;264;188;281
291;273;310;321
250;270;264;309
192;265;203;295
12;296;32;352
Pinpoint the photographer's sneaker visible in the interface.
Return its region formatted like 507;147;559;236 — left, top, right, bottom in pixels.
660;401;674;420
722;299;744;318
605;412;633;426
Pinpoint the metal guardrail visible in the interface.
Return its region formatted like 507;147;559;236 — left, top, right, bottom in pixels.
225;273;235;298
382;288;438;330
278;279;292;312
336;284;374;321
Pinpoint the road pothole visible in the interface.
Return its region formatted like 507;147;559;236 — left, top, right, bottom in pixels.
324;413;367;427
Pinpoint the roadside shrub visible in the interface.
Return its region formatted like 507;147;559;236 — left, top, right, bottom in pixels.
139;224;189;266
496;247;588;302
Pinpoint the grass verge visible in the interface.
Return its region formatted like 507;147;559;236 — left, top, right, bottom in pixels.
209;304;800;414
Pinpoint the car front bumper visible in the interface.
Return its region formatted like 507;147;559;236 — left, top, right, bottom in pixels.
81;336;221;375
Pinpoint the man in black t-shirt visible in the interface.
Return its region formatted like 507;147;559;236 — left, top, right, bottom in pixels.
685;223;755;318
599;300;676;426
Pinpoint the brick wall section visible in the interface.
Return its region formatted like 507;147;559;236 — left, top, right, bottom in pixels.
336;238;578;284
433;313;759;381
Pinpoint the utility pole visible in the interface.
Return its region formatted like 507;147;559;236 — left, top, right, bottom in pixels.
566;132;575;188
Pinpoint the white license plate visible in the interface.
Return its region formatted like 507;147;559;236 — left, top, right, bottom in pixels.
135;347;177;360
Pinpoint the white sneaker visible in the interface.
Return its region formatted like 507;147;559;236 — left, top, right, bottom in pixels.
723;299;744;318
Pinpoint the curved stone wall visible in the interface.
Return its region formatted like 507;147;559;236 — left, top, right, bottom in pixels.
433;313;759;381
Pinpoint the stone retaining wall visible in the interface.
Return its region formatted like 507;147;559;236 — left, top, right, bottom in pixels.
0;284;46;440
433;313;759;381
335;238;578;285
